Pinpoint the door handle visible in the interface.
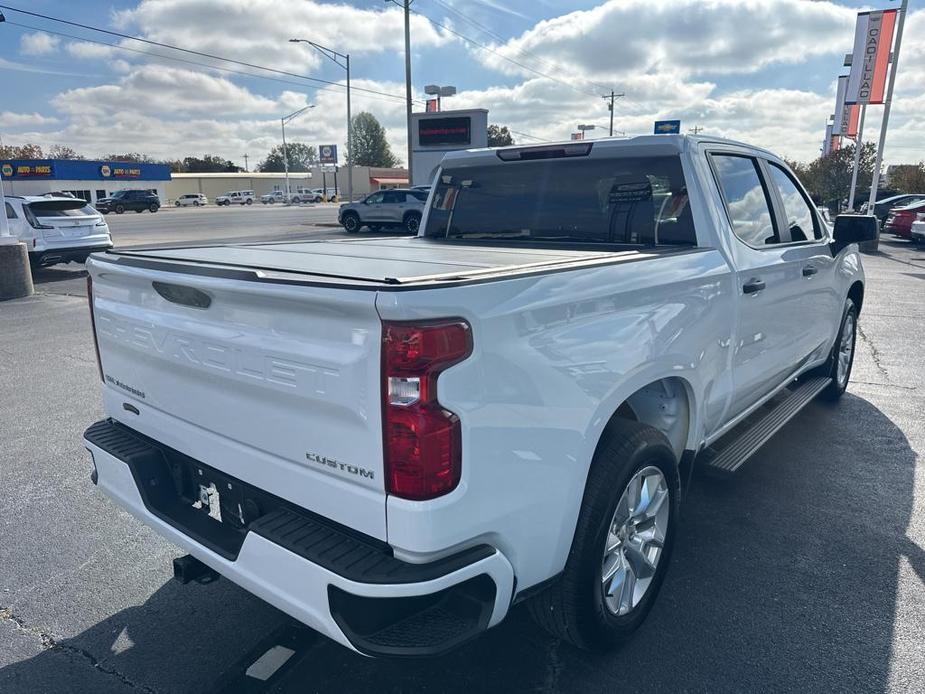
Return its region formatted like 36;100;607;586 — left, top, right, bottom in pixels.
802;265;818;277
743;278;766;294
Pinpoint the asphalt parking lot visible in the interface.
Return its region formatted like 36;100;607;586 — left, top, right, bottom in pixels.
1;236;923;693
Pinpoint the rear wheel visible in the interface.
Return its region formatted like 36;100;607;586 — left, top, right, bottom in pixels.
404;212;421;234
528;419;679;651
245;199;253;206
175;201;181;207
342;212;361;234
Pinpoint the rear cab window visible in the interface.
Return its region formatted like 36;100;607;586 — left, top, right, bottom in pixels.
423;153;697;247
709;154;779;247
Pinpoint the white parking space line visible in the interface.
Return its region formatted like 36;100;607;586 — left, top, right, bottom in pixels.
245;645;296;681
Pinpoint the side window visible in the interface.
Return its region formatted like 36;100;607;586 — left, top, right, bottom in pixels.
711;154;778;246
366;192;385;204
5;202;17;219
767;163;821;241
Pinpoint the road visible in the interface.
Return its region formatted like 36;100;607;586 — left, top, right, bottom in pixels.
105;203;342;248
1;237;923;693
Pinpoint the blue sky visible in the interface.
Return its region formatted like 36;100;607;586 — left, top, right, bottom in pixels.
1;0;922;168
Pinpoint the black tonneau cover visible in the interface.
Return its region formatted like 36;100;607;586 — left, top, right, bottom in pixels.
102;237;666;289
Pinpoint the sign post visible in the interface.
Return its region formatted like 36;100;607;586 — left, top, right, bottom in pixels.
847;105;867;211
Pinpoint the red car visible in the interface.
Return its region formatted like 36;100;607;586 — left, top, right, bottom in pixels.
884;200;925;238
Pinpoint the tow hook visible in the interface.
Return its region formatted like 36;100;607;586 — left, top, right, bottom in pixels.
172;554;220;585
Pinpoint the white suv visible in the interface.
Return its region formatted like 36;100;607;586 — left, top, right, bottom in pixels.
175;194;208;207
5;195;112;267
215;190;255;206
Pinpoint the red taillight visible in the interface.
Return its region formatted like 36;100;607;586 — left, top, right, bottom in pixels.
382;320;472;500
86;274;103;381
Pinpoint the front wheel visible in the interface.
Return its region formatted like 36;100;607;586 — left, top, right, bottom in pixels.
342;213;361;234
528;419;679;651
114;204;125;214
816;298;858;401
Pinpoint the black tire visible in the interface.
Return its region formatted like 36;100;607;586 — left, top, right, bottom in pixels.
342;213;361;234
814;298;858;401
404;212;421;234
528;419;680;651
194;201;200;207
175;201;181;207
149;204;159;213
245;199;253;206
114;204;125;214
134;208;143;214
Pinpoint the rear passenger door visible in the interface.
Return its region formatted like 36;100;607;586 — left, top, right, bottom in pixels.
709;152;814;418
382;190;406;223
763;160;841;365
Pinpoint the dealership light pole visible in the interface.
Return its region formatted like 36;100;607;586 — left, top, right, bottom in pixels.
289;39;353;202
281;104;315;201
867;0;908;209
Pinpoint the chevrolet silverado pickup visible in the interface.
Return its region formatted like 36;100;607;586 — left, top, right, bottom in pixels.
82;135;876;657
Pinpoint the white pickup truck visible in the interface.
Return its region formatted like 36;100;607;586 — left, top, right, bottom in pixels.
83;135;876;657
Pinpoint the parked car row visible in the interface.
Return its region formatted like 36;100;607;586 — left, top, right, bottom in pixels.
883;197;925;240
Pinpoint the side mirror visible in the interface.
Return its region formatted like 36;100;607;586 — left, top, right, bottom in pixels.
833;214;878;252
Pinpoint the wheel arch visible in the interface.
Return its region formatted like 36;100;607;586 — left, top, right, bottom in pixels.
848;280;864;315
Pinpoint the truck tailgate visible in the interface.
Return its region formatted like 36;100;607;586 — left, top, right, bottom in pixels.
87;256;387;540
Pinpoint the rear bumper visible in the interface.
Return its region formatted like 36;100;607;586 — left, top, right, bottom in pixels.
83;419;514;656
30;242;112;265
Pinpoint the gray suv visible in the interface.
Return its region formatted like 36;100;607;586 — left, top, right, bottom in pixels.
338;189;428;234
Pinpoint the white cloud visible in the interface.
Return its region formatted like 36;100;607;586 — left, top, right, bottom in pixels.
0;112;60;129
481;0;855;80
66;42;118;60
19;32;61;56
112;0;451;74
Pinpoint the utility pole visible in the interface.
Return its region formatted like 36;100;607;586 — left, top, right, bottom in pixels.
868;0;908;210
403;0;414;183
243;154;249;172
602;91;624;136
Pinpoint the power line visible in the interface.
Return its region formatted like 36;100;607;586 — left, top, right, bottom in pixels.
428;0;612;94
4;20;413;107
0;5;420;104
510;130;553;143
388;0;600;99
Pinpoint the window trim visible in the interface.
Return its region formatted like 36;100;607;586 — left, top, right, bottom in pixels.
761;159;827;246
706;150;781;249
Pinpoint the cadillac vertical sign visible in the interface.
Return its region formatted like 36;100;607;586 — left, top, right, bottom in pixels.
845;9;898;105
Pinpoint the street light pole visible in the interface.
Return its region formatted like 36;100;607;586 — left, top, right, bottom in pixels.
403;0;413;184
280;104;315;201
290;39;353;201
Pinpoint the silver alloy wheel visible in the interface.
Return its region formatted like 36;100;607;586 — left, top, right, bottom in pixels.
836;312;856;388
601;465;670;616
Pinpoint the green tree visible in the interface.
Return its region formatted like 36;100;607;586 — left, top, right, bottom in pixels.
47;144;84;160
487;124;515;147
0;143;45;159
888;163;925;193
103;152;159;163
182;154;240;173
789;142;876;212
350;112;399;167
258;142;317;172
